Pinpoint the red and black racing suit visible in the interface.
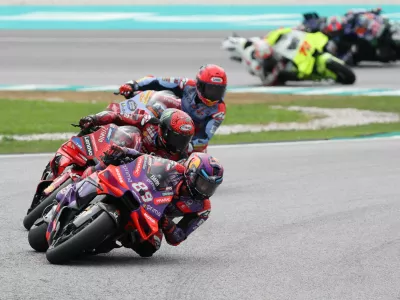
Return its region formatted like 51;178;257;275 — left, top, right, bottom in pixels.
81;110;189;178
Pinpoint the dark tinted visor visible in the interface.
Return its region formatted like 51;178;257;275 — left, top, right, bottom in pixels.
203;83;226;101
165;131;192;153
194;169;222;197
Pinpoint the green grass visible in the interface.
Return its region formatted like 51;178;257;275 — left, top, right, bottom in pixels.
3;122;400;154
0;139;65;154
1;99;105;135
265;96;400;113
224;103;311;124
0;99;310;135
212;123;400;144
1;95;400;153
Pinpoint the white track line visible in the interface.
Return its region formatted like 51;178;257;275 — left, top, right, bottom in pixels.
0;136;399;159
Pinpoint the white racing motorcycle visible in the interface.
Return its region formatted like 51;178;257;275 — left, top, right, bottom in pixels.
221;28;356;86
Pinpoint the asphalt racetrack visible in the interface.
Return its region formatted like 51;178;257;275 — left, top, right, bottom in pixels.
1;30;399;88
2;139;400;300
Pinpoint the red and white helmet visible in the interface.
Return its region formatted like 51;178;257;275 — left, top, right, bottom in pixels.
253;40;273;61
195;64;227;106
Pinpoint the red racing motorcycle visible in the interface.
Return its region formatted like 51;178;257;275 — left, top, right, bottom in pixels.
23;123;141;230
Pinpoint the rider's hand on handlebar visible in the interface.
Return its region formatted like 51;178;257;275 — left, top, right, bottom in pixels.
119;81;139;99
104;145;128;160
79;115;96;129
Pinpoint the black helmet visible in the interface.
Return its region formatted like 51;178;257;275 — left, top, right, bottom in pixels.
158;108;195;154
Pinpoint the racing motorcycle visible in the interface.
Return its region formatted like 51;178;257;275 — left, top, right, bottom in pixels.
29;154;177;264
23;123;141;230
222;28;356;85
298;10;400;65
107;90;182;118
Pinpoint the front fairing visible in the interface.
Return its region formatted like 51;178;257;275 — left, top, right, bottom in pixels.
96;155;177;240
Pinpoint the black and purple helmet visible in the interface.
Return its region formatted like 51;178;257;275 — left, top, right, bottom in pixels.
184;152;224;198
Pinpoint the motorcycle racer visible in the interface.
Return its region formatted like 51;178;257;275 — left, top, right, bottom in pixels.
299;7;395;65
51;151;224;258
78;108;196;178
117;64;228;153
222;29;338;86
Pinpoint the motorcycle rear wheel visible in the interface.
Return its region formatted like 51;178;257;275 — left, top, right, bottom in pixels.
23;178;73;230
46;211;116;265
326;60;356;85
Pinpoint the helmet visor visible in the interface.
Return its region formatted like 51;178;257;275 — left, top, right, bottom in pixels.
194;169;222;197
165;130;192;153
202;83;226;102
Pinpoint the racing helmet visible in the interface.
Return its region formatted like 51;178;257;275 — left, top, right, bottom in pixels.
196;64;227;107
158;108;195;154
323;16;345;34
253;40;274;61
184;152;224;199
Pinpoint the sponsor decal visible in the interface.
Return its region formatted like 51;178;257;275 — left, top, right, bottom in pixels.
191;219;205;231
98;126;108;143
180;124;193;132
133;156;144;177
115;168;125;185
212;112;225;121
139;91;152;104
127;100;137;111
154;196;172;205
83;136;94;156
149;174;160;187
146;178;156;189
121;164;133;183
44;184;55;194
145;204;161;217
120;101;127;114
143;210;157;226
106;126;115;143
71;137;84;150
210;124;218;135
211;77;223;83
162;190;174;197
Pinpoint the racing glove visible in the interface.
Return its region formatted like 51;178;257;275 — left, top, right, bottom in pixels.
119;81;139;99
79;115;96;129
102;145;130;165
159;216;187;246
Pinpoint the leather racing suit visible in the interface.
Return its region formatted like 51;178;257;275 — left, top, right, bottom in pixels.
122;76;226;152
52;154;212;257
223;35;298;86
80;110;191;178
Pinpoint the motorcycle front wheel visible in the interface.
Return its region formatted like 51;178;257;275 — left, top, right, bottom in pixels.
23;178;73;230
46;211;116;265
28;222;49;252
